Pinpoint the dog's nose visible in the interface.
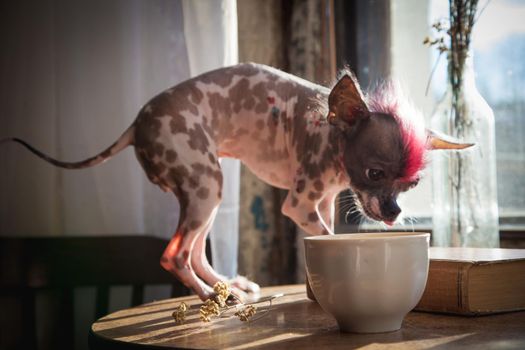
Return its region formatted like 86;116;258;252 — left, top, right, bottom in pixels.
382;200;401;220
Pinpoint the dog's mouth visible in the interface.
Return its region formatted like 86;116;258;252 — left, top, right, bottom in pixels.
361;204;394;226
355;192;396;226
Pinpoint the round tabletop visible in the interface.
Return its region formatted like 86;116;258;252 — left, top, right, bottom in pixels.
90;284;525;350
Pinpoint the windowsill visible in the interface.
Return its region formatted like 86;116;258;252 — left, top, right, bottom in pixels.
336;217;525;240
337;217;525;234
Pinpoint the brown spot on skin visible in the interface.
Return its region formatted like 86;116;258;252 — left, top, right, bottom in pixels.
170;117;187;134
205;166;223;185
272;81;297;102
308;191;322;201
308;133;322;155
175;256;190;270
207;91;234;139
134;117;162;158
169;165;190;184
182;250;190;261
188;176;199;189
243;96;256;110
173;91;198;116
303;162;321;179
308;212;319;222
154;143;164;157
200;70;234;87
138;155;167;183
156;162;166;174
191;163;206;175
314;180;324;192
208;153;216;164
196;187;210;199
252;82;270;113
187;124;210;154
189;220;202;230
189;84;204;104
282;84;341;181
166;150;177;163
229;78;251;113
291;196;299;207
296;179;306;194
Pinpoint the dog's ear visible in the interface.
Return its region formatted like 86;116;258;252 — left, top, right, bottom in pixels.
327;73;369;131
426;130;475;150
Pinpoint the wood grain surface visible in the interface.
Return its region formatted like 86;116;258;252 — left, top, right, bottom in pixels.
90;284;525;349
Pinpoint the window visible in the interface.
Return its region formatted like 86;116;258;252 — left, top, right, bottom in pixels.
337;0;525;231
470;0;525;230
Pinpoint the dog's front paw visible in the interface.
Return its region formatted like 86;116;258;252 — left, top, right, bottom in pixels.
229;275;260;294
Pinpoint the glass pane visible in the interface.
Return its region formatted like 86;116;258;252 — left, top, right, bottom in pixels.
394;0;525;228
472;0;525;220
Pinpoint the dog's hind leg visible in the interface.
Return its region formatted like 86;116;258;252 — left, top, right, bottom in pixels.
191;224;260;301
160;187;222;300
156;155;225;300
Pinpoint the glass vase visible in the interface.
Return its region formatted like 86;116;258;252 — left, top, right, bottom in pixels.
431;53;499;247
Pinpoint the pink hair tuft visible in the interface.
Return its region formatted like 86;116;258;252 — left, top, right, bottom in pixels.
366;81;427;182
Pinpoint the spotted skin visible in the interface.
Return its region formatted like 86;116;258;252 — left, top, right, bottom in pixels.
130;63;354;299
6;62;448;301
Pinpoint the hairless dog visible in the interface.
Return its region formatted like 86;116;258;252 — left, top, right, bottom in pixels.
2;63;472;300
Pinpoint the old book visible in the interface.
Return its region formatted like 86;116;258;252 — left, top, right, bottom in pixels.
415;247;525;315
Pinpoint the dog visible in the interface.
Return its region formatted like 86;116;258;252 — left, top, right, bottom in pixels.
2;63;472;300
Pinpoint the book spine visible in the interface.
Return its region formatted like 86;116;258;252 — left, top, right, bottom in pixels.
415;260;473;314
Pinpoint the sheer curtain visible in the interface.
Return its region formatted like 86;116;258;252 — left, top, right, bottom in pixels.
182;0;240;279
0;0;238;273
1;1;239;348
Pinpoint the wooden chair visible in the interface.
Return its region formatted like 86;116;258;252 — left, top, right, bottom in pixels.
0;235;190;350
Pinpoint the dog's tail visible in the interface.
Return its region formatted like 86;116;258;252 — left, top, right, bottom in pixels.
0;126;135;169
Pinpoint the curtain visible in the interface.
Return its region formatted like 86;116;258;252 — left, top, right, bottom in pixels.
182;0;240;279
236;0;335;286
0;1;239;348
288;0;334;283
0;0;239;280
237;0;298;286
287;0;319;284
0;0;188;238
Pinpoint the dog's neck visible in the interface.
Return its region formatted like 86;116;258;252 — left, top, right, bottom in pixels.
275;78;350;191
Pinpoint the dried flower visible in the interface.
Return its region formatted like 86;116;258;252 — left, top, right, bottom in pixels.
214;295;227;308
212;281;231;307
423;19;449;54
213;281;230;300
200;299;221;322
172;290;281;326
234;305;257;322
172;302;188;324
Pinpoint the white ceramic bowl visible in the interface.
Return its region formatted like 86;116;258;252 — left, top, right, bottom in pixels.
304;232;429;333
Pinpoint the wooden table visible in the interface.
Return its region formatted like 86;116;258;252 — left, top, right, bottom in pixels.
90;284;525;349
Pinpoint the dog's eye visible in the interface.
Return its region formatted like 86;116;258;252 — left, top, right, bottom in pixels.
409;178;420;189
366;169;385;181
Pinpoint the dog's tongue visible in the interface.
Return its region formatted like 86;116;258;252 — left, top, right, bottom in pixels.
384;220;395;227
